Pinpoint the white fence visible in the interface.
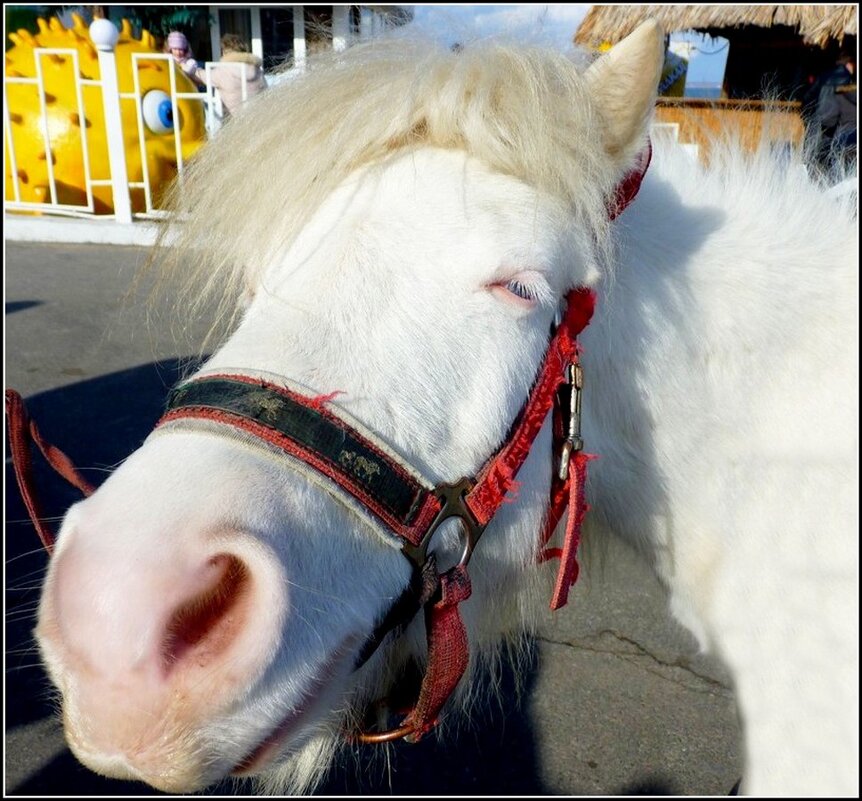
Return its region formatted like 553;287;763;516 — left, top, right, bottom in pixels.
5;45;111;217
4;19;263;224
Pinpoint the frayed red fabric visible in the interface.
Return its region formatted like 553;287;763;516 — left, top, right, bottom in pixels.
309;390;344;408
548;451;596;611
403;565;472;742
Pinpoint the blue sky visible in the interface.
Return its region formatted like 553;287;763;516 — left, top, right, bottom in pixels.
408;5;728;86
409;3;593;50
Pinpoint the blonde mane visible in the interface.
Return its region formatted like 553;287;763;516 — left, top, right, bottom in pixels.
154;36;622;335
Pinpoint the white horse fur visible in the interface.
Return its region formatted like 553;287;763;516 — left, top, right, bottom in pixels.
35;21;858;796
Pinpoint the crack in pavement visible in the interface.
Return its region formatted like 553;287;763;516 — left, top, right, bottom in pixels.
537;629;733;697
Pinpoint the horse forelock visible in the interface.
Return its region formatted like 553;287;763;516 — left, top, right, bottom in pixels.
152;36;620;340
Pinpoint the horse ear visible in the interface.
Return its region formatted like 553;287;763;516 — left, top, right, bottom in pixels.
584;19;664;170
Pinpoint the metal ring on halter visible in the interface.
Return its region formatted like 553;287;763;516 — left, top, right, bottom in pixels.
350;721;419;744
401;477;486;571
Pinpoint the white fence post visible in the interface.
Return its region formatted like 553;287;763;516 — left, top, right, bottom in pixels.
90;18;132;224
359;7;374;41
293;6;306;72
250;7;263;60
332;5;350;52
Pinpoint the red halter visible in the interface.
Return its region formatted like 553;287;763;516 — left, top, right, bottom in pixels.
5;142;650;746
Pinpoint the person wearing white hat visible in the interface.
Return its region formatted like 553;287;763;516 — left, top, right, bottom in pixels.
165;30;204;87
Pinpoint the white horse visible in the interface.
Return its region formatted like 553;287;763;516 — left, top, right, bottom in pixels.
31;22;857;796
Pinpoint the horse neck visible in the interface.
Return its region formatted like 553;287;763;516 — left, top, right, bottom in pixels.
580;150;857;580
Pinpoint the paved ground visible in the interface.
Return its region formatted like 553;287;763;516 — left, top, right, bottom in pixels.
5;241;743;796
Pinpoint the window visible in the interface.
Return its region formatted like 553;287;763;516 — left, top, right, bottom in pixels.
261;7;294;70
218;8;252;52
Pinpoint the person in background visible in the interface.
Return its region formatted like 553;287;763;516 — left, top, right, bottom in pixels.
164;30;204;88
195;33;266;118
802;50;854;114
818;83;856;173
803;50;856;178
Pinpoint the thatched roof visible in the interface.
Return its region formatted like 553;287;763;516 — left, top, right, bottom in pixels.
575;5;858;48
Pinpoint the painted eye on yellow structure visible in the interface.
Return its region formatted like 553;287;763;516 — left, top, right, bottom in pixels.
142;90;175;134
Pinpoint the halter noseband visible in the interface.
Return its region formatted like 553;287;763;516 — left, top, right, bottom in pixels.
6;141;650;747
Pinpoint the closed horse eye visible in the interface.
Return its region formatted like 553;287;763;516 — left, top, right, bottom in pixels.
505;279;535;300
488;271;547;309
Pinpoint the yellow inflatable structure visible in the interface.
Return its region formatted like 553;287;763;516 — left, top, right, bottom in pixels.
5;14;206;214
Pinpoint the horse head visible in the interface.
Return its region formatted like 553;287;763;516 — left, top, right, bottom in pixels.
34;23;664;793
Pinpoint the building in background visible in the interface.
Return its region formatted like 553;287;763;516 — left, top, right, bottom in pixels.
111;5;414;68
576;5;856;100
575;5;857;155
8;5;413;68
205;5;413;72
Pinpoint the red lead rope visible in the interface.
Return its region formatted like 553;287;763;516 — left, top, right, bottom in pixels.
539;448;596;610
5;389;94;554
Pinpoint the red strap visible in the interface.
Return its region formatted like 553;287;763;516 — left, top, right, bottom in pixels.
548;451;594;610
466;288;595;525
398;285;594;738
402;565;472;742
5;389;95;554
608;140;652;221
537;448;595;610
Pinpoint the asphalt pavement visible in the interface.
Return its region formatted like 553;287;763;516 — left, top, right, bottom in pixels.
5;240;743;796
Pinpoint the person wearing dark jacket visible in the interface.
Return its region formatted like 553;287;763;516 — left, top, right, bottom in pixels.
802;51;854;120
820;85;857;145
804;51;856;177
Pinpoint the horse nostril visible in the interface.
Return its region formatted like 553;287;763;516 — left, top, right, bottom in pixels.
161;553;250;672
